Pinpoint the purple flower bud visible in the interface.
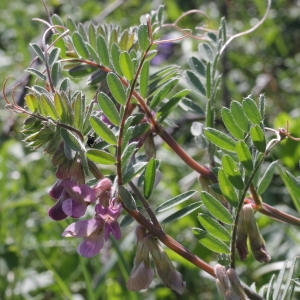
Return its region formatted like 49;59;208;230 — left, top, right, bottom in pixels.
93;178;112;199
127;226;154;291
143;234;185;294
243;204;271;263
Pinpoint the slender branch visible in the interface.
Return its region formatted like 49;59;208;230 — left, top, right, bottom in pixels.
116;16;154;186
128;181;161;229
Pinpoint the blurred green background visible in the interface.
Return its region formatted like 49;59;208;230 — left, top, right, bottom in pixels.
1;0;300;299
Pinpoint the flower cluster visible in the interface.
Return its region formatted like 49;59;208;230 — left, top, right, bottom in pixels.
48;155;121;257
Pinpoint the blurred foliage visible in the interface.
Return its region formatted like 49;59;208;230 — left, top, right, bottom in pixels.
1;0;300;299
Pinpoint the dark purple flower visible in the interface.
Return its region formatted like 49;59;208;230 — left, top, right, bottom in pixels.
49;180;96;220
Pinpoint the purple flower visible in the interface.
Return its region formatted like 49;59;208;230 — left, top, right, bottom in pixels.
48;180;96;220
62;202;122;257
61;181;97;218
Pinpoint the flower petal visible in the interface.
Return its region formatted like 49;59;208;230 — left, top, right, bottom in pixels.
126;261;154;291
104;220;121;241
77;232;105;257
48;200;67;221
49;179;64;200
62;198;88;218
62;219;100;238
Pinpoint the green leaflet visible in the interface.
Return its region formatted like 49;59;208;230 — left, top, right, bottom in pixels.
86;149;116;165
161;202;202;224
221;155;244;190
230;101;249;132
156;190;198;212
257;160;278;195
97;92;120;126
72;31;89;59
188;56;206;78
61;128;86;152
198;43;214;62
150;78;179;109
242;97;262;125
122;161;148;184
118;186;137;210
90;116;117;145
143;157;156;199
193;228;230;254
137;24;150;50
221;107;244;140
139;61;149;99
119;51;134;81
218;168;239;207
200;191;233;224
235;140;253;171
184;70;206;97
250;125;266;153
158;89;190;121
107;73;127;105
96;35;110;66
198;214;231;241
25;94;39;113
204;128;236;152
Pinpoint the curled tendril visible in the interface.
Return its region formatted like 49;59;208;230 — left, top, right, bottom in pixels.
154;9;209;41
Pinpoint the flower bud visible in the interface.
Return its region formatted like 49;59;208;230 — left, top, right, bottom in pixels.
243;204;271;263
143;234;185;294
236;207;249;261
127;226;154;291
93;178;112;199
227;268;248;299
215;264;248;300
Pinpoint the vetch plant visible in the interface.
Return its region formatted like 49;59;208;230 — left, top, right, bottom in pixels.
3;1;300;299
